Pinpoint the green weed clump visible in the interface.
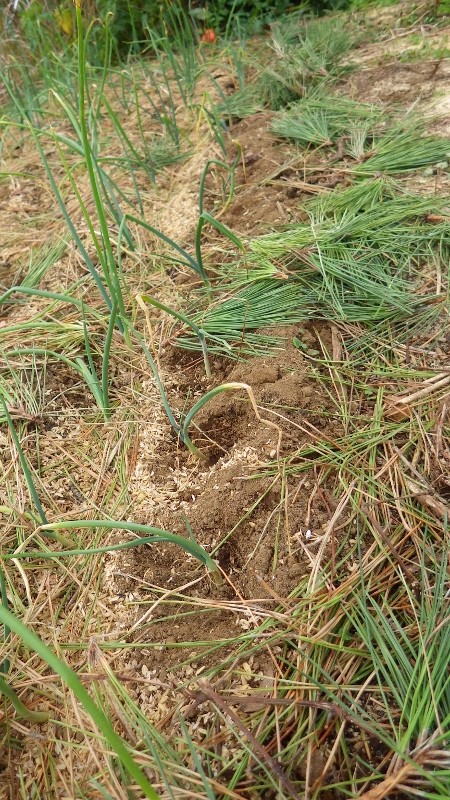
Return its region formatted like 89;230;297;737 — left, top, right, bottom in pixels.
249;190;447;318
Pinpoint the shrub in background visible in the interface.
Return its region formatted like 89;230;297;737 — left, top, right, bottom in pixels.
94;0;163;58
190;0;292;33
95;0;355;57
3;0;420;67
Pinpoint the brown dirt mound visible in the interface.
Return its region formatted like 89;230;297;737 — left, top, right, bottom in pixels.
101;325;344;670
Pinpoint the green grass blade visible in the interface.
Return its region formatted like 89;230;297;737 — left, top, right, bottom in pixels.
0;605;160;799
0;397;48;525
0;398;77;548
37;519;219;574
0;674;49;723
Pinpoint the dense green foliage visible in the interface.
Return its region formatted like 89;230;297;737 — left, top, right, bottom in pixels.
93;0;360;59
95;0;160;57
9;0;358;63
190;0;292;30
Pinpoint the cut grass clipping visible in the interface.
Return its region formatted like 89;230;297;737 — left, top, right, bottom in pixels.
219;16;355;119
271;98;450;174
270;96;382;147
177;179;448;357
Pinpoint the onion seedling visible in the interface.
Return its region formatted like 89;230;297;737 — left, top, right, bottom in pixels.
181;382;282;460
37;519;220;582
138;294;211;378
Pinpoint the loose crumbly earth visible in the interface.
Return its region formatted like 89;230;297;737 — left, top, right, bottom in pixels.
1;6;450;799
